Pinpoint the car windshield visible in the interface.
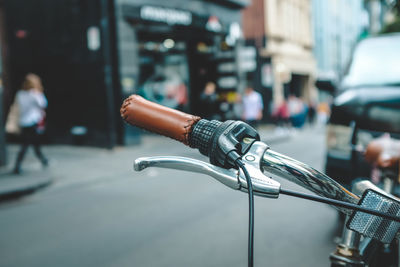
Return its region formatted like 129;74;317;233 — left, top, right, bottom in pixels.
343;35;400;87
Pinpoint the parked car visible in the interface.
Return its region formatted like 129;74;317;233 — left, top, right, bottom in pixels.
325;33;400;186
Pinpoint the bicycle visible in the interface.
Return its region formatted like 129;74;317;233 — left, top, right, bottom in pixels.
329;135;400;267
120;95;400;267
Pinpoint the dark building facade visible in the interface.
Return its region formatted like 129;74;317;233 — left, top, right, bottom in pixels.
2;0;249;148
0;0;6;166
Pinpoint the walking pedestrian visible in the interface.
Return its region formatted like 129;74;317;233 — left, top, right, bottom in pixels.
287;94;306;128
242;86;263;129
13;73;48;174
199;81;219;119
272;100;290;128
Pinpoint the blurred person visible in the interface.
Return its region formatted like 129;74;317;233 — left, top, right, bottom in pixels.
218;93;230;121
287;95;307;128
165;69;188;111
199;81;219;119
220;92;242;120
166;82;188;111
272;100;290;128
317;101;331;125
242;86;263;129
232;92;243;120
13;73;48;174
307;100;317;126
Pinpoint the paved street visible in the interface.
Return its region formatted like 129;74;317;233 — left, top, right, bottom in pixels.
0;126;339;267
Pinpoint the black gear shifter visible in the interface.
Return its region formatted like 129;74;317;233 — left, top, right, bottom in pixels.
190;119;260;168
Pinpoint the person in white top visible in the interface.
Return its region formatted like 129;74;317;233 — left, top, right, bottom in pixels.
242;86;263;129
13;73;48;174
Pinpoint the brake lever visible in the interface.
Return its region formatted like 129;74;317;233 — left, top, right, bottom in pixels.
238;142;281;198
134;156;240;190
134;142;280;198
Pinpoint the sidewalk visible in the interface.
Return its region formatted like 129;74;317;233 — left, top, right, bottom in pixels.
0;124;292;201
0;170;52;201
0;148;53;201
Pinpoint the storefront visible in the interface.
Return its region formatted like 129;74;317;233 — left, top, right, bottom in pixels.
1;0;248;147
116;1;248;143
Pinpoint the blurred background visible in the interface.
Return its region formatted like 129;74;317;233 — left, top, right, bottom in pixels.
0;0;399;266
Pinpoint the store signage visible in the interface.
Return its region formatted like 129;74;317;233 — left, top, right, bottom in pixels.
261;63;274;87
140;6;192;26
218;76;238;89
238;46;257;72
238;46;256;59
217;62;236;73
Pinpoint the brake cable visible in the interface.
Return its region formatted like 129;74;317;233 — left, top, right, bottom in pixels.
235;159;254;267
280;188;400;222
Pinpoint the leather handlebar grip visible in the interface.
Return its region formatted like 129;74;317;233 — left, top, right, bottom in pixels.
120;95;201;146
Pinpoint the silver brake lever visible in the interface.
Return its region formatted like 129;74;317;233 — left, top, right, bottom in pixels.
133;142;281;198
238;142;281;198
134;156;240;190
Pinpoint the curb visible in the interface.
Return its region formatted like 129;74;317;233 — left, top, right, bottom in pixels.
0;176;53;201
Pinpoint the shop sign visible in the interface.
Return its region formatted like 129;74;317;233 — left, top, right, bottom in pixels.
239;61;257;72
261;63;274;87
140;6;192;26
217;76;238;89
238;46;257;72
217;62;236;73
215;51;235;60
238;46;256;59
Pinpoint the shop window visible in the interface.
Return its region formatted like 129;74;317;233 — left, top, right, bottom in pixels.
138;39;189;111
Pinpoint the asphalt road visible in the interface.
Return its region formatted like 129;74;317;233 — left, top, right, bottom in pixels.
0;126;339;267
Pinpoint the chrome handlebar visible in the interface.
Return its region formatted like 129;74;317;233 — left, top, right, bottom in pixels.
261;148;359;206
134;141;359;212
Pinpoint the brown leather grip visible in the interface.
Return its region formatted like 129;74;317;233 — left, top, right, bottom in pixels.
120;95;201;146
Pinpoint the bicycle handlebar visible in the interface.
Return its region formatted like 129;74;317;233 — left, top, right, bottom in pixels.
121;94;259;168
121;94;359;203
261;149;359;207
122;94;400;246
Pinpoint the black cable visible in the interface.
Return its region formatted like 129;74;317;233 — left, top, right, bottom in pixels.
235;159;254;267
280;188;400;223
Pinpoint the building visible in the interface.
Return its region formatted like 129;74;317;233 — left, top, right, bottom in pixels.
116;0;250;123
242;0;317;116
2;0;249;148
312;0;366;85
0;0;6;166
